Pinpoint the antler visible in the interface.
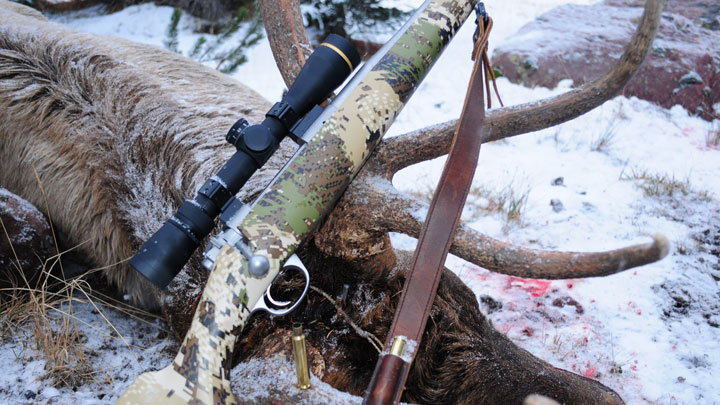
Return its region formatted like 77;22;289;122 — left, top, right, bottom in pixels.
261;0;667;280
317;166;669;279
380;0;663;169
258;0;311;87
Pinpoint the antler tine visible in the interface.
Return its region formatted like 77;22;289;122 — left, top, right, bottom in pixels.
382;0;663;173
481;0;662;143
451;225;670;279
342;173;669;279
259;0;312;87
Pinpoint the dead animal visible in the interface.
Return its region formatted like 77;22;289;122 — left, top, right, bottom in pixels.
0;0;668;403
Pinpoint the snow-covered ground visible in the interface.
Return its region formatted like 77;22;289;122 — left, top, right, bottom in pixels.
2;0;718;403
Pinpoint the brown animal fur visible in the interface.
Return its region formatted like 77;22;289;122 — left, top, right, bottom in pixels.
0;0;286;309
1;1;627;403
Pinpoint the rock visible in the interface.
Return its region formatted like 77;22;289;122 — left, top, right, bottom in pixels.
155;0;247;22
34;0;96;13
551;176;565;186
31;0;245;23
679;71;703;86
550;198;564;213
491;0;720;120
0;188;55;290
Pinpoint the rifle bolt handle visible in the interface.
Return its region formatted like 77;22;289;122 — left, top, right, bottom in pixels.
249;255;270;277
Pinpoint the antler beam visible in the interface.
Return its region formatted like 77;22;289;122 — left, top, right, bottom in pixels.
379;0;663;173
258;0;312;88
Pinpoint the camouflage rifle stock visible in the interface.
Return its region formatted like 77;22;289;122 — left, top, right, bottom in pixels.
117;0;478;402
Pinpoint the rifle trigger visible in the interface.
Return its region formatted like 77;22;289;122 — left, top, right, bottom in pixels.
251;254;310;317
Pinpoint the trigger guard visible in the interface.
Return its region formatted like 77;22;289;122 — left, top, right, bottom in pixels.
265;287;292;308
250;254;310;317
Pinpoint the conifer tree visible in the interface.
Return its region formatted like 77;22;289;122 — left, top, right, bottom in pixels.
162;6;263;74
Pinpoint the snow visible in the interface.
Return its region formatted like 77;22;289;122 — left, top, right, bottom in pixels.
2;0;719;404
0;299;174;404
231;354;362;404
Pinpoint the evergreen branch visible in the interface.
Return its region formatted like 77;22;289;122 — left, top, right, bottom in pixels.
162;8;182;54
188;36;207;59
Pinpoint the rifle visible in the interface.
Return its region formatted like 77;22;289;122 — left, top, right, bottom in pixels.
118;0;479;403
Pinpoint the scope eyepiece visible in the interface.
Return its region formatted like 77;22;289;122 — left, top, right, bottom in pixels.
130;34;361;289
130;201;214;287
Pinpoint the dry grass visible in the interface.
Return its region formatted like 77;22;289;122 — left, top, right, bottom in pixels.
620;168;691;197
707;121;720;148
619;167;713;201
465;180;531;229
0;244;166;388
1;171;166;389
590;105;627;153
590;121;619;153
0;239;94;387
408;179;530;230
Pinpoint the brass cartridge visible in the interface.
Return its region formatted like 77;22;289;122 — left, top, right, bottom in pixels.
292;323;311;389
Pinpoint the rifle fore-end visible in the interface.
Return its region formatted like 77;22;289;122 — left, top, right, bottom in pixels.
118;0;477;403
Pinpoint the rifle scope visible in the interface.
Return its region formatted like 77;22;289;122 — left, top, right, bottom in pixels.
130;34;360;289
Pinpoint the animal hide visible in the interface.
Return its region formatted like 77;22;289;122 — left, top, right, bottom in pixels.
0;0;289;309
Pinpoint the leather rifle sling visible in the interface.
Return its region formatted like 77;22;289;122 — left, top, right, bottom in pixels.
364;8;494;405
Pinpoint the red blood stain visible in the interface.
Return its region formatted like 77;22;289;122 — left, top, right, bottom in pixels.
627;301;643;315
506;276;552;297
583;366;597;378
